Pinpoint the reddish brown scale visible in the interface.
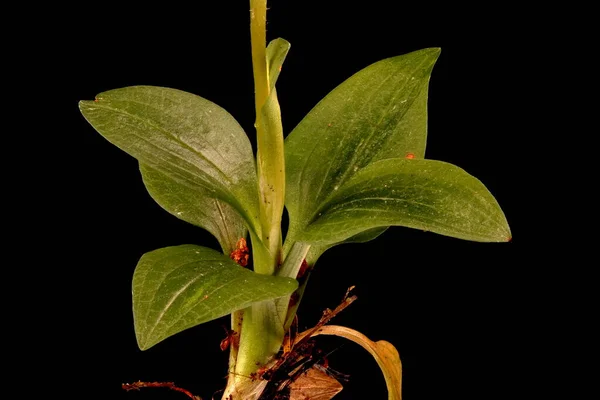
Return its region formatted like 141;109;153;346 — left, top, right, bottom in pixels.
230;238;250;267
249;364;272;382
405;152;415;159
297;259;310;279
220;337;230;352
220;331;238;352
289;291;300;307
257;365;270;376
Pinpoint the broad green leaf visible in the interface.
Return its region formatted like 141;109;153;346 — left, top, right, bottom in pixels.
305;227;388;266
79;86;260;233
140;164;247;255
133;245;298;350
285;48;440;242
296;158;511;245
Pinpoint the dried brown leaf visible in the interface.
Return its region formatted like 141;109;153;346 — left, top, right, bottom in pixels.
289;366;343;400
309;325;402;400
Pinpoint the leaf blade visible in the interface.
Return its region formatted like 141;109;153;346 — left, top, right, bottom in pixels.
285;48;440;229
267;38;291;89
299;158;511;245
79;86;260;233
140;163;247;255
133;245;298;350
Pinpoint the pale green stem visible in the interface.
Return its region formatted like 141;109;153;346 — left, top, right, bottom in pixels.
251;0;285;271
234;231;283;375
226;231;282;391
224;2;287;397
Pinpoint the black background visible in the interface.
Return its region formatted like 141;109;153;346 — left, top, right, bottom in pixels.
55;2;526;399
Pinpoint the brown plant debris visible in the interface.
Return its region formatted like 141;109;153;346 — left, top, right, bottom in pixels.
294;285;357;344
288;365;343;400
283;315;299;355
220;327;240;352
308;325;403;400
230;238;249;267
253;287;357;399
122;381;201;399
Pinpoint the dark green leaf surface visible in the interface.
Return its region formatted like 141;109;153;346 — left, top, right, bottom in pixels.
133;245;298;350
140;164;247;254
305;227;388;265
79;86;260;232
285;48;440;236
297;159;511;245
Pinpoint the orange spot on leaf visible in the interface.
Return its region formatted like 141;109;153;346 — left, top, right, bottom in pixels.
405;152;415;159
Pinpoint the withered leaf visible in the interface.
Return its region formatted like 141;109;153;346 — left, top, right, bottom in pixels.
309;325;402;400
289;366;343;400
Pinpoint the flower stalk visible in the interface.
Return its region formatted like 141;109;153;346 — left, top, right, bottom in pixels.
223;1;287;397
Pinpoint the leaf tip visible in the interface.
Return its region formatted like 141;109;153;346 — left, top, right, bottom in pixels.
78;99;93;109
285;277;300;292
499;217;512;242
492;220;512;243
273;276;299;295
135;330;156;351
271;37;291;50
78;98;105;120
423;47;441;64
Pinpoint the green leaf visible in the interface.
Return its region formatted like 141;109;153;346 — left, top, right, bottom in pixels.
133;245;298;350
285;48;440;241
140;164;247;255
267;38;290;89
306;227;388;265
253;39;290;268
296;158;511;245
79;86;260;234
